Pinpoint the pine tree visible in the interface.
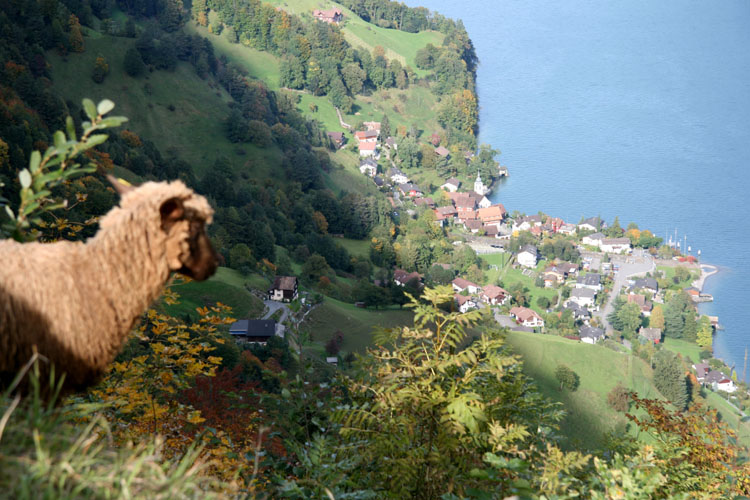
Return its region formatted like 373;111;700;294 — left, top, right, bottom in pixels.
68;14;84;53
653;351;688;409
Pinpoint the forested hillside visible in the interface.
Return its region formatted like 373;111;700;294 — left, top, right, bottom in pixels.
2;0;750;497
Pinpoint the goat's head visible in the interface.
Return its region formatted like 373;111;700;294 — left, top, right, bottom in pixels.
108;175;219;281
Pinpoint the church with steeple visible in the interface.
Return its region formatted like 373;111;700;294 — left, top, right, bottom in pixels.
473;171;490;196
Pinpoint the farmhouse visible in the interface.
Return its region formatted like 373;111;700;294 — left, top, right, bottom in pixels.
481;285;509;305
394;268;422;287
312;8;343;23
269;276;298;302
229;319;278;343
326;131;345;148
440;177;461;192
509;306;545;328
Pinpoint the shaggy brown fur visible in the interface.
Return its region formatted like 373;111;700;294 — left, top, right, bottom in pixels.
0;179;218;393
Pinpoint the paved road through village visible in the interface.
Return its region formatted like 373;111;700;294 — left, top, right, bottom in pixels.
594;249;655;334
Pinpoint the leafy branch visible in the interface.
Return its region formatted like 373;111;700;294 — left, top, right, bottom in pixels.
1;98;127;241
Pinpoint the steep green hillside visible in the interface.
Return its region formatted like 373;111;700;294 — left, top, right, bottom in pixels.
505;331;660;450
47;37;261;176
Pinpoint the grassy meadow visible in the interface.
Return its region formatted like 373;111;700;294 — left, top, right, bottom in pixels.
504;331;661;450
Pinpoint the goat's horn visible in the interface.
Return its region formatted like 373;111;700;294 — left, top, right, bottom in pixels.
106;174;135;196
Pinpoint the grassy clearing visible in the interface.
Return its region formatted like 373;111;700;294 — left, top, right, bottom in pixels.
505;331;660;450
164;267;265;319
185;22;282;87
47;36;243;176
337;237;371;258
481;253;511;285
662;338;704;364
657;265;697;287
301;297;412;353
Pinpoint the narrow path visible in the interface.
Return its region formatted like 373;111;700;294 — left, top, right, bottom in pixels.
335;107;351;129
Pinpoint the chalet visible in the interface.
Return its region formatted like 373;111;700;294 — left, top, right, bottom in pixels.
578;216;605;232
312;8;343;24
385;136;397;150
435;146;451;158
579;326;605;344
517;244;538;268
542;266;566;286
359;157;378;177
481;285;509;306
435;205;457;220
581;232;605;247
555;262;579;277
414;197;435;208
387;167;409;184
464;219;483;233
393;268;422;287
639;327;662;344
704;371;738;393
398;183;423;198
326;131;345;148
269;276;298;302
558;223;577;235
576;273;602;291
496;314;535;333
631;278;658;295
440;177;461;192
601;237;631;254
452;277;480;294
569;288;596;308
563;302;592;322
354;130;379;143
509;306;545;328
358;140;379;158
627;293;652;316
455;294;478;313
693;362;710;381
229;319;277;343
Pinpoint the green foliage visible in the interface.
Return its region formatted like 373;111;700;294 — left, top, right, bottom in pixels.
0;361;220;499
1;98;127;241
91;55;110;84
607;383;631;412
123;47;146;77
653;350;688;409
555;364;580;392
332;286;565;498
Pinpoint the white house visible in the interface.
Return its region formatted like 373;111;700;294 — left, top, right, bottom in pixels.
716;378;738;393
581;232;605;247
575;273;602;291
569;288;596;309
480;285;509;306
359;158;377;177
440;177;461;192
452;277;480;294
517;245;538;268
578;216;605;232
509;306;544;328
558;223;577;235
579;326;605;344
477;196;492;209
600;237;631;254
455;294;478;313
359;141;379;158
388;167;409;185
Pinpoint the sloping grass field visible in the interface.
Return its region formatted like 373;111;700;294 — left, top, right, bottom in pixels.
301;297;413;354
505;331;660;450
163;267;265;320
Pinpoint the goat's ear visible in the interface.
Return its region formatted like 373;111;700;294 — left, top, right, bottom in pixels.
160;197;185;231
106;174;135;196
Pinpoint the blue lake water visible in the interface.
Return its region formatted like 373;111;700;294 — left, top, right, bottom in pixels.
410;0;750;378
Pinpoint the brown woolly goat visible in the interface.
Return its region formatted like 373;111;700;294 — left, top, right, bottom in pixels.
0;178;218;394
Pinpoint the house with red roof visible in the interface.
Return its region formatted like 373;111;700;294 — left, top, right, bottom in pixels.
312;8;343;24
